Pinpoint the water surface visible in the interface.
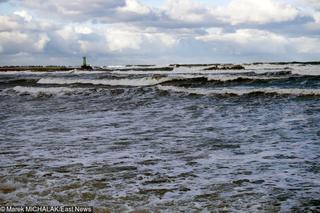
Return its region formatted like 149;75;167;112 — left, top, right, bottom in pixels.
0;64;319;212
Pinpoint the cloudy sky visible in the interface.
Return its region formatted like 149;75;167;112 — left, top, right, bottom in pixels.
0;0;319;65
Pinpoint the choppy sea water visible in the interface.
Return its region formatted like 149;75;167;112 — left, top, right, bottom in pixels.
0;64;319;212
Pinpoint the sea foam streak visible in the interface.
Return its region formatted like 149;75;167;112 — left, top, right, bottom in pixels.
157;85;320;96
37;77;172;86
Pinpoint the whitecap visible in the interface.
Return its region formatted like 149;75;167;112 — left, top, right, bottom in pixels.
157;86;320;96
37;77;173;86
11;86;82;96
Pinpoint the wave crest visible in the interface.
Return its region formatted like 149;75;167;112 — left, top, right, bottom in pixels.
37;77;172;86
9;86;83;97
157;86;320;97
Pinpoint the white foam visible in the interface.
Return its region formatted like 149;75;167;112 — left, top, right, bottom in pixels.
111;69;251;75
11;86;81;96
246;64;320;76
157;85;320;96
37;77;172;86
106;65;125;68
292;65;320;76
111;70;173;75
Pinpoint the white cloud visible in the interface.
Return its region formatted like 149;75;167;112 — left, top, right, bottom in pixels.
217;0;298;25
118;0;151;15
197;28;320;55
0;31;29;46
0;31;49;54
163;0;213;23
0;13;54;33
162;0;299;26
56;26;76;40
105;28;143;51
0;15;20;31
302;0;320;9
197;29;289;54
35;33;50;51
52;23;178;54
314;13;320;23
156;34;177;47
14;10;33;22
105;25;177;52
19;0;303;27
56;25;93;41
74;26;93;35
299;0;320;30
54;24;104;55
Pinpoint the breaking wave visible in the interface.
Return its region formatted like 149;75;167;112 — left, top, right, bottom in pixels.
37;77;172;86
157;85;320;97
161;74;319;87
207;75;284;82
9;86;84;97
36;73;320;88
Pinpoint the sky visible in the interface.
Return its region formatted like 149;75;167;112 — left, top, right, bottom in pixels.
0;0;319;65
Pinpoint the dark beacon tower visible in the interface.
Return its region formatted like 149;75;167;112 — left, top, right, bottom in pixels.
81;56;93;70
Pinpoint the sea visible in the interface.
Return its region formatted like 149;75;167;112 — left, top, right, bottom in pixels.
0;63;319;212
